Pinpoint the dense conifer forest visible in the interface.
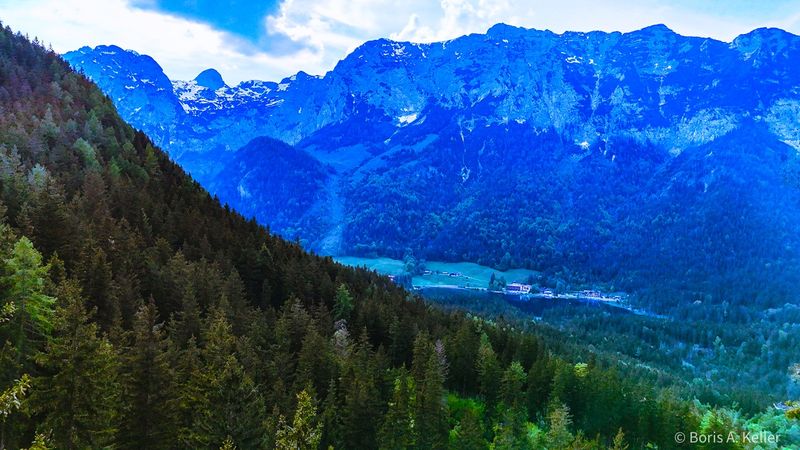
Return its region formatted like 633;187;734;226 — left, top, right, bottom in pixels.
0;23;797;449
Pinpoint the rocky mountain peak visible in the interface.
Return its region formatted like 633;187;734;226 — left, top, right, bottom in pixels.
194;68;226;90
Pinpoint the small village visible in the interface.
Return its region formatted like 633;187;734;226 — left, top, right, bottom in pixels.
405;269;627;305
502;283;625;304
504;284;625;303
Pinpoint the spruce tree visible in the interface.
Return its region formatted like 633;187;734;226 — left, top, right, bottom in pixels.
76;246;118;330
173;337;213;449
450;407;487;450
611;428;629;450
492;362;532;450
20;433;52;450
206;356;267;449
32;280;119;450
275;389;322;450
3;236;55;361
446;321;479;393
117;301;176;450
413;334;449;450
319;379;344;450
295;324;335;396
499;361;527;412
492;407;532;450
543;402;574;450
200;308;268;449
333;283;354;321
339;330;381;448
378;370;414;450
476;334;501;416
172;285;202;346
219;436;236;450
525;355;552;417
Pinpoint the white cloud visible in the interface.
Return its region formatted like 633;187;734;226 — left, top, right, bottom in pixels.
1;0;798;85
0;0;321;83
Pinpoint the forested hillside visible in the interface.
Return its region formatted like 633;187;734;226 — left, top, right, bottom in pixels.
0;23;796;450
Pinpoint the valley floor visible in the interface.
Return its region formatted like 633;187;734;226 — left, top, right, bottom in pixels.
333;256;659;317
334;256;538;288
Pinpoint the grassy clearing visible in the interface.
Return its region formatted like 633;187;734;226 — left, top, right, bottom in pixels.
334;256;538;288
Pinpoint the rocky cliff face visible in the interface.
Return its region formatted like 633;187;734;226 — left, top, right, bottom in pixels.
64;45;183;151
65;24;800;162
63;24;800;306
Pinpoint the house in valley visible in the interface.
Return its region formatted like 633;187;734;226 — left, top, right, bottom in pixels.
505;283;532;294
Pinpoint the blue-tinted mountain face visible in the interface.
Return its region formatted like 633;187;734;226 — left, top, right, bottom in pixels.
194;68;227;90
64;45;183;149
64;25;800;311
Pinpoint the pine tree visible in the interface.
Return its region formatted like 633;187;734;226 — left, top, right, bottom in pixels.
450;407;487;450
333;283;354;321
447;321;479;393
173;337;213;449
543;402;574;450
339;330;381;448
295;324;335;396
275;389;322;450
413;334;449;450
117;301;176;450
378;370;414;450
499;361;527;412
611;428;628;450
3;236;55;361
198;308;267;449
32;280;119;450
491;361;531;449
476;334;501;416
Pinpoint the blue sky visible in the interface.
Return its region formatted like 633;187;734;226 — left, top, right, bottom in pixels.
2;0;800;83
134;0;281;41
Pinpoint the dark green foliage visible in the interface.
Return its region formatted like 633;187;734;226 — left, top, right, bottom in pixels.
2;237;54;360
117;301;175;450
0;22;783;450
378;369;414;450
333;283;354;321
412;335;449;449
337;330;383;449
31;281;119;450
194;309;268;449
491;362;531;449
476;333;501;416
446;320;479;393
449;407;487;450
275;389;322;450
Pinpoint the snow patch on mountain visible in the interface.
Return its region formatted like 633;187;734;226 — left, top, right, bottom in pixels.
65;24;800;181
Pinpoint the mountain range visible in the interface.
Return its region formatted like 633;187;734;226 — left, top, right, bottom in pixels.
64;24;800;311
